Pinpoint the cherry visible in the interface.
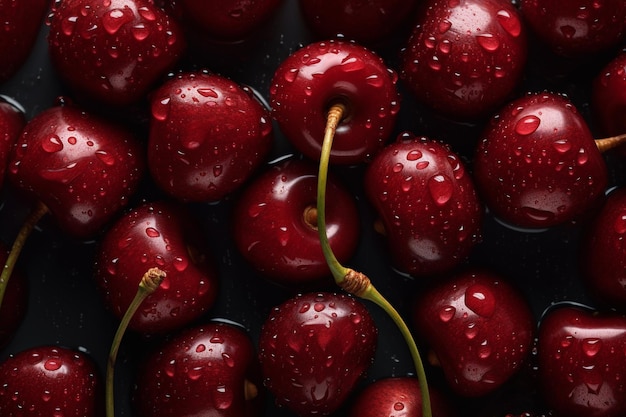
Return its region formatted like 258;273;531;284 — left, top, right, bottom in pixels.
298;0;419;45
0;0;48;83
148;70;274;203
519;0;626;58
269;39;401;165
400;0;527;121
592;52;626;139
411;269;535;397
47;0;186;107
581;186;626;309
232;157;360;288
473;92;609;230
364;132;483;278
94;200;219;335
536;304;626;417
0;96;25;188
133;320;264;417
258;291;377;416
348;377;459;417
0;345;103;416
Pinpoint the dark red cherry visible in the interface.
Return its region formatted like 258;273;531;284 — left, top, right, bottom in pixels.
94;201;219;335
400;0;527;121
473;92;608;229
364;132;483;278
270;39;401;164
592;52;626;138
133;320;264;417
232;157;360;288
0;97;25;187
148;71;273;203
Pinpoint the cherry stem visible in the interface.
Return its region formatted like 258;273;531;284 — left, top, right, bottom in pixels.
595;133;626;153
105;267;166;417
0;201;49;309
316;103;432;417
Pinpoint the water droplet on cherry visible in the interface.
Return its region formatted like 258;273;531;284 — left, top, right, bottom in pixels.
515;115;541;135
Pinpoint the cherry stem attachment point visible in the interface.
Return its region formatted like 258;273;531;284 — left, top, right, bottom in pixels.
0;200;49;310
596;133;626;153
316;103;432;417
105;267;166;417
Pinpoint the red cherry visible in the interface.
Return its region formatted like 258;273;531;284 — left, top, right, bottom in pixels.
258;291;377;416
412;269;535;397
0;0;48;83
537;305;626;417
473;92;608;229
520;0;626;58
47;0;186;106
400;0;527;121
94;201;219;335
592;52;626;138
133;320;264;417
148;71;273;203
232;157;360;288
0;97;25;187
364;132;483;278
270;39;401;164
0;345;103;416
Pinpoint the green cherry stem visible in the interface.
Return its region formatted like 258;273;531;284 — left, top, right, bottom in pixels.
106;267;166;417
0;200;49;309
317;103;432;417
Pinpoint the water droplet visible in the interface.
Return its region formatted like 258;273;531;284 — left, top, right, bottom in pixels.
439;305;456;322
222;353;235;367
560;25;576;39
424;36;437;49
248;202;266;218
152;97;171;121
515;115;541;135
394;402;405;411
393;162;404;173
41;390;52;402
95;150;116;166
614;213;626;234
137;6;156;21
478;341;492;359
365;74;383;87
350;312;362;324
197;88;218;98
464;283;496;317
439;19;452;33
283;68;298;83
314;302;325;312
428;174;454;206
62;16;78;36
496;9;521;37
406;149;422;161
173;256;188;272
552;139;572;153
476;33;500;51
44;359;62;372
340;55;366;72
42;135;63;153
213;165;223;177
428;56;442;71
131;23;150;41
577;148;589;165
439;39;452;54
102;8;132;35
465;322;478;339
187;366;203;380
582;338;602;357
145;227;160;238
195;344;206;353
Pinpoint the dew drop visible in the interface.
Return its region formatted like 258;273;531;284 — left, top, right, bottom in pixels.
42;135;63;153
465;323;478;339
365;74;383;87
393;162;404;173
152;97;171;121
222;353;235;368
439;305;456;322
340;55;366;72
560;25;576;39
137;6;156;21
145;227;160;238
577;148;589;165
248;202;266;218
582;338;602;357
187;366;203;381
197;88;219;98
464;283;496;317
614;213;626;234
283;68;298;83
552;139;572;153
95;150;116;166
173;256;188;272
102;8;132;35
428;174;454;206
131;23;150;41
394;402;405;411
62;16;78;36
476;33;500;51
406;149;423;161
314;302;325;312
515;115;541;135
213;165;223;177
496;9;521;37
195;344;206;353
439;19;452;33
299;302;311;313
44;359;62;372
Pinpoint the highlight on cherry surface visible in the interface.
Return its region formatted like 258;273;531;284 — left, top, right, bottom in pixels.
315;102;432;417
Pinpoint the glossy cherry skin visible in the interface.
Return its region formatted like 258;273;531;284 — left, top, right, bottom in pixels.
0;97;25;186
148;71;274;203
581;187;626;308
270;39;401;164
7;104;145;239
592;52;626;138
0;345;103;416
348;377;459;417
47;0;185;106
0;0;48;83
0;247;28;350
412;269;534;397
258;292;377;416
133;321;264;417
364;133;483;278
232;157;360;287
400;0;527;121
298;0;418;45
94;201;219;335
474;92;608;230
520;0;626;58
537;305;626;417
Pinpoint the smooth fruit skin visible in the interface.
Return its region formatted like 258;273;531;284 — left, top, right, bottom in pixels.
581;187;626;308
0;345;103;416
270;39;401;165
474;92;608;229
133;321;264;417
298;0;418;45
348;377;459;417
400;0;527;121
258;292;377;416
47;0;185;106
537;305;626;417
0;97;25;186
520;0;626;58
94;201;219;335
232;158;360;287
148;71;274;203
7;104;145;239
592;52;626;138
364;133;483;278
0;0;49;83
412;269;534;397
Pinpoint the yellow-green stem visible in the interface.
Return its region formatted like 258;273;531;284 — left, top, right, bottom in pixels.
106;267;166;417
0;201;49;309
316;103;432;417
596;133;626;153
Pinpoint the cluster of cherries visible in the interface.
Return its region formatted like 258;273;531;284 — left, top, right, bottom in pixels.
0;0;625;416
